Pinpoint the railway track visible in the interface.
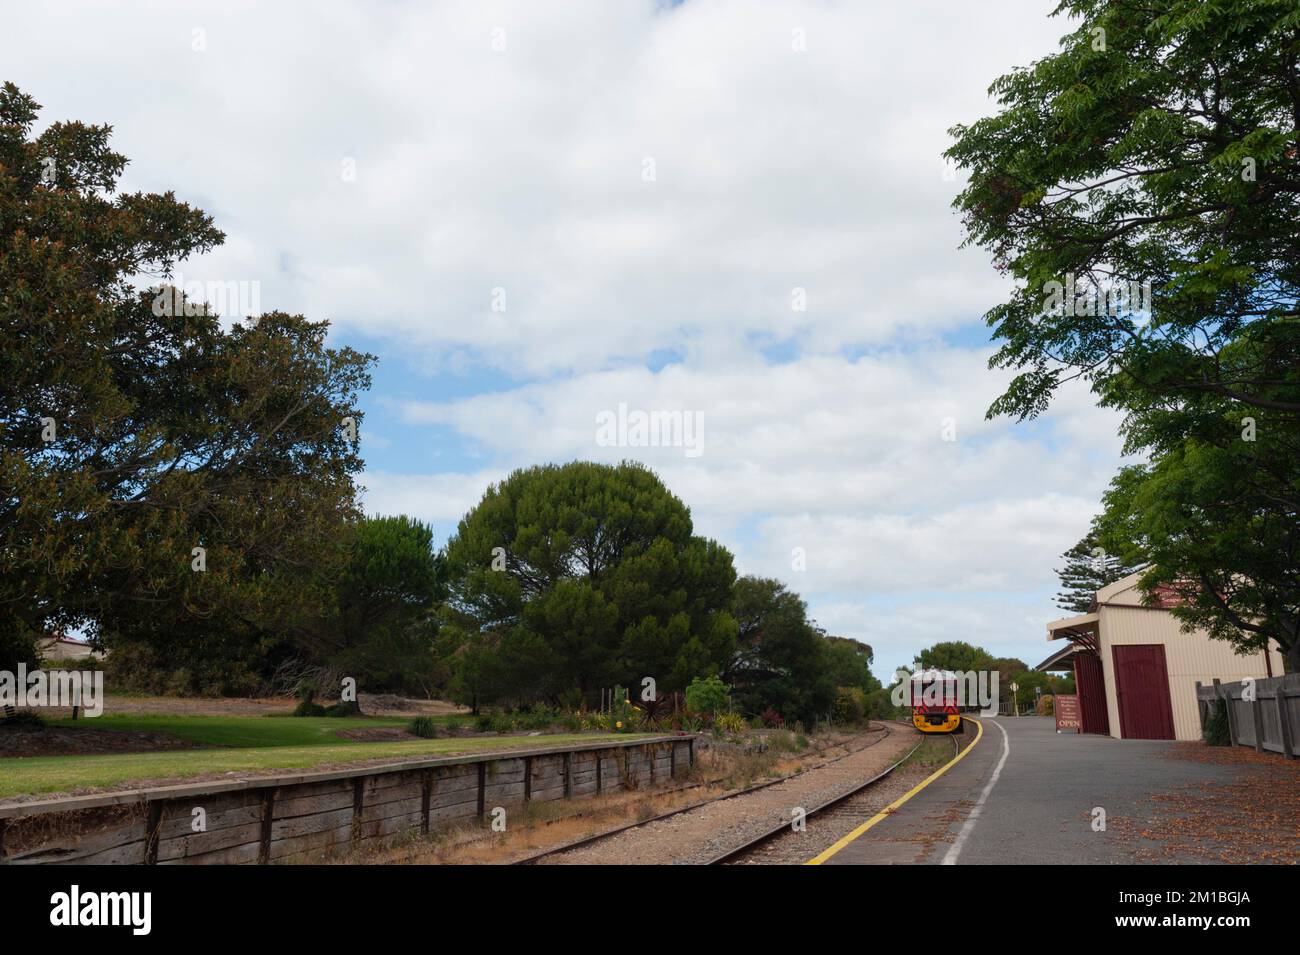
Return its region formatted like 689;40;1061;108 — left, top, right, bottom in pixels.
512;722;895;865
710;728;958;864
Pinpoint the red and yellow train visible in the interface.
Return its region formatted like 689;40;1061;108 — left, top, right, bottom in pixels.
909;668;963;734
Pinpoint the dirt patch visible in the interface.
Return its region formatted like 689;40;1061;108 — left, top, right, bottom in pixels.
0;724;201;757
33;693;470;720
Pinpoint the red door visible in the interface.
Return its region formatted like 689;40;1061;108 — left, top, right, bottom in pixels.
1112;644;1175;740
1073;651;1110;735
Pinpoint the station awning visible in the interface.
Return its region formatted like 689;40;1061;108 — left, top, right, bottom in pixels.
1045;611;1100;642
1034;641;1079;672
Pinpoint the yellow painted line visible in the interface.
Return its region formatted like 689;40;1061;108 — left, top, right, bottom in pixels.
804;717;985;865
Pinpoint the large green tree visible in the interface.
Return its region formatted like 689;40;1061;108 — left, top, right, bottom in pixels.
947;0;1300;423
726;575;837;725
441;461;738;707
321;515;447;695
914;641;996;674
1096;432;1300;667
947;1;1300;669
0;83;373;672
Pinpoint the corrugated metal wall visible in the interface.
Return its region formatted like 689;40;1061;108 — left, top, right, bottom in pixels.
1099;603;1284;741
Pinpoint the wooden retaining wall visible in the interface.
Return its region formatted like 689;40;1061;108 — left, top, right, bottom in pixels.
0;735;696;865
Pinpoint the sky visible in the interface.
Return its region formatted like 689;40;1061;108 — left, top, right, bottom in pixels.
3;0;1131;680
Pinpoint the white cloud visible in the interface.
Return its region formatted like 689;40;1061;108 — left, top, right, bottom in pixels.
3;0;1111;678
358;469;500;529
5;0;1066;374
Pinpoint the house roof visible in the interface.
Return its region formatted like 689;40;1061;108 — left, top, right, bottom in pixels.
1096;569;1145;605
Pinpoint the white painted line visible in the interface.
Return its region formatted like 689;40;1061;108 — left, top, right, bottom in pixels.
941;717;1009;865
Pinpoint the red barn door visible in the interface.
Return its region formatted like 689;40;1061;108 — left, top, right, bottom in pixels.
1073;651;1110;735
1112;644;1175;740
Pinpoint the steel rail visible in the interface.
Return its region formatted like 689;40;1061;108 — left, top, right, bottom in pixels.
511;722;892;865
705;725;961;865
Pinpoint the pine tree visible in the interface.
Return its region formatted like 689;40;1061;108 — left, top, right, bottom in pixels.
1053;533;1140;614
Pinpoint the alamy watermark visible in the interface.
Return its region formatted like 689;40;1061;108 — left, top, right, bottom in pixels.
1;664;105;717
891;668;1000;717
1041;273;1152;320
595;402;704;458
151;272;261;320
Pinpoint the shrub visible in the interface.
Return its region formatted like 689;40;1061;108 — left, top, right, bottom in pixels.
684;675;730;716
768;728;795;752
475;714;493;732
408;716;438;738
715;712;748;737
831;687;866;725
1;710;45;728
444;719;463;735
610;697;636;733
490;712;517;734
292;681;324;716
760;707;784;728
1203;699;1231;746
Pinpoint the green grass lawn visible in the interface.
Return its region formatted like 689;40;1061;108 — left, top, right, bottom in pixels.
46;714;413;748
1;715;651;799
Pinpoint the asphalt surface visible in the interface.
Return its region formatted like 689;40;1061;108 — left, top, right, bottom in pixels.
825;716;1244;865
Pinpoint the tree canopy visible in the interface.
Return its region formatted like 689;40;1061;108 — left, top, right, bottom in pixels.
948;1;1300;669
727;576;837;725
440;461;738;707
0;82;373;673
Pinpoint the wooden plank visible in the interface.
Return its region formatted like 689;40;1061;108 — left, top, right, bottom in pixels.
50;840;145;865
268;823;352;862
428;801;479;824
144;801;163;865
421;770;432;834
356;810;423;842
427;787;481;812
159;795;262;839
361;795;423;825
258;789;275;865
363;780;424;809
5;815;147;864
1278;684;1297;758
159;840;261;866
1251;684;1265;753
350;777;364;847
272;783;355;820
271;806;353;841
157;821;263;863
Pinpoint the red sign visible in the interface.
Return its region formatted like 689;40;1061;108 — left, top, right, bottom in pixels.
1055;694;1081;733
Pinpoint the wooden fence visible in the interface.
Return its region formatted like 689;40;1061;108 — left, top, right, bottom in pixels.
1195;673;1299;758
0;734;696;865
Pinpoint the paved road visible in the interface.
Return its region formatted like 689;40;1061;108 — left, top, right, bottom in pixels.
825;716;1241;865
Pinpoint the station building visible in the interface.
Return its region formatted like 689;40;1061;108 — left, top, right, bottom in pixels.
1036;571;1284;741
